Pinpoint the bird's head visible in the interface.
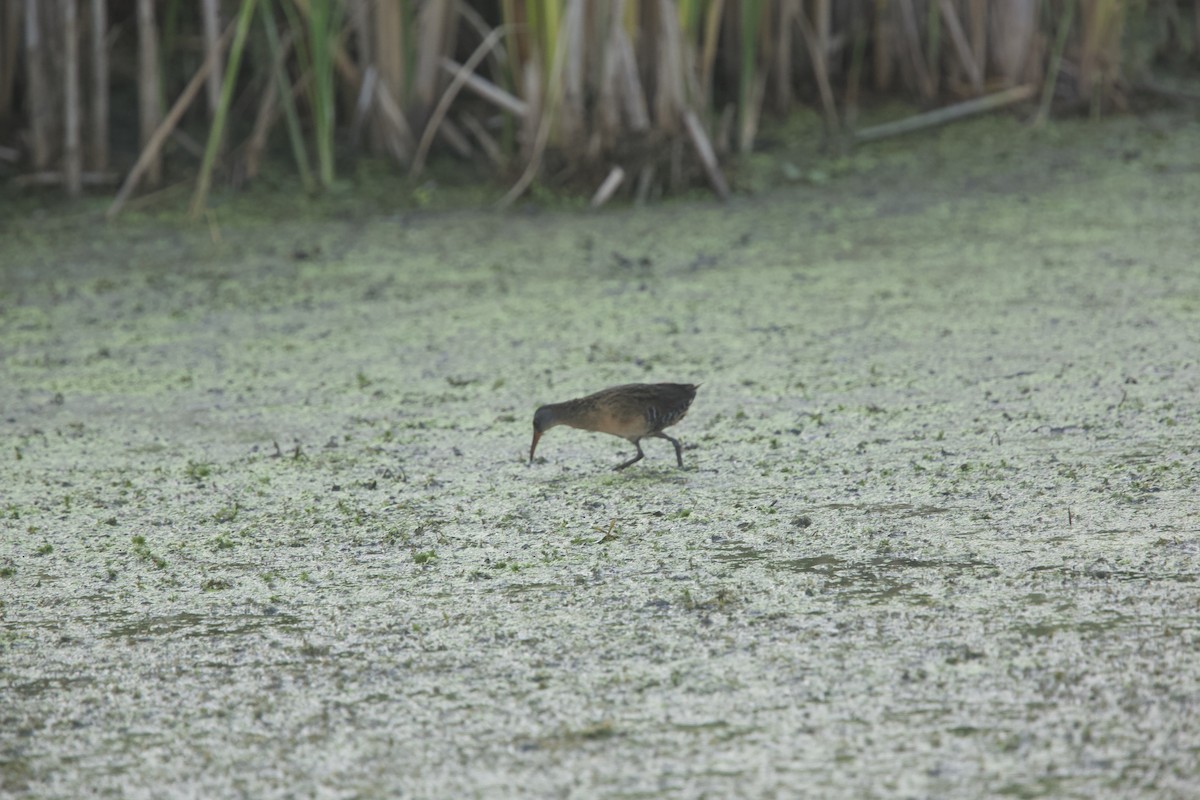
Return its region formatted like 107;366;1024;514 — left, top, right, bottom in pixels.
529;405;559;464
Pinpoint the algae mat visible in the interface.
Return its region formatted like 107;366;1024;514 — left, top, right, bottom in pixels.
2;116;1200;798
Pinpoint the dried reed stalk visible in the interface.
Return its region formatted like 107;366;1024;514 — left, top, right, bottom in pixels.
64;2;87;185
373;77;416;163
1;1;20;124
991;0;1036;85
797;0;839;132
654;0;688;133
200;0;223;115
634;163;656;204
517;58;541;164
854;83;1034;142
436;115;472;157
373;0;406;154
458;110;504;167
412;24;509;177
457;0;513;80
348;63;375;146
897;0;936;100
773;0;794;112
108;20;236;220
245;66;280;178
89;0;107;170
440;57;528;118
62;0;80;196
349;0;372;146
683;109;730;200
737;0;763;151
815;0;831;55
589;165;625;207
1079;0;1124;111
614;23;649;132
499;9;570;208
594;2;624;145
926;0;941;96
414;0;454;121
873;0;894;90
559;0;585;150
968;0;987;77
939;0;982;93
499;0;525;83
844;1;867;123
136;0;162;186
24;0;50;169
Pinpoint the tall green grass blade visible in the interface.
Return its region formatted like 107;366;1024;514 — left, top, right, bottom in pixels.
530;0;561;74
739;0;762;151
260;0;314;192
307;0;340;188
676;0;700;34
1037;0;1076;125
278;0;310;76
189;0;259;220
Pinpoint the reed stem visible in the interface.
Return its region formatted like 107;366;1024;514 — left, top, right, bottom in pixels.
189;0;259;219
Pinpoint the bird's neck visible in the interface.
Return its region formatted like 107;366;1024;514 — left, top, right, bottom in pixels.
545;399;598;430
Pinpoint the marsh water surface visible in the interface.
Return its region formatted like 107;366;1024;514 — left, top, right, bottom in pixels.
2;113;1199;798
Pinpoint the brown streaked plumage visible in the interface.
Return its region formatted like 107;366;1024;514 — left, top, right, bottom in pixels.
529;383;698;470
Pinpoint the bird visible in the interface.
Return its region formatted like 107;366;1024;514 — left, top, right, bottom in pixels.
529;383;698;470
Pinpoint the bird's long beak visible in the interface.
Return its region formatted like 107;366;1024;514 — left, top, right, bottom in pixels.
529;430;542;464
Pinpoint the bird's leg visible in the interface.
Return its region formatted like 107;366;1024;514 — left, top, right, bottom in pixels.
652;432;685;467
614;440;645;471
